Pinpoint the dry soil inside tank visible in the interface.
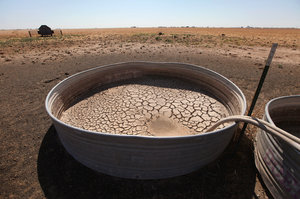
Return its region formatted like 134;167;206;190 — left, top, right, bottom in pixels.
60;76;230;136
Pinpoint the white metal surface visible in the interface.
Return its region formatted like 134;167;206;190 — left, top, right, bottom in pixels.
45;62;246;179
255;95;300;199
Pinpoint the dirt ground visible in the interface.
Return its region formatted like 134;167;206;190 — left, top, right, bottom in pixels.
0;28;299;199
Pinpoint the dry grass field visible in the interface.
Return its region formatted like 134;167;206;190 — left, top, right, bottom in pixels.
1;27;299;47
0;27;300;198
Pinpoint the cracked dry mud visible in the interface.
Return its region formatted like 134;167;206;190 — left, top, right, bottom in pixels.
60;77;230;136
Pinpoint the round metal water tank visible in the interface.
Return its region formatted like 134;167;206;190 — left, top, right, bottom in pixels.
255;95;300;199
45;62;246;179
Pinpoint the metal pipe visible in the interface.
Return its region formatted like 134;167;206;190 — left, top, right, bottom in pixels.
206;115;300;151
238;43;278;143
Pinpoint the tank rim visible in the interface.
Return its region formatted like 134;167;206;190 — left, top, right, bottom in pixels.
45;61;247;139
265;95;300;125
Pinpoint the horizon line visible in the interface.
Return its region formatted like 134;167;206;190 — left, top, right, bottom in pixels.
1;26;300;31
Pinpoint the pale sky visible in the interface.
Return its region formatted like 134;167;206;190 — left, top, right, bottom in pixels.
0;0;300;29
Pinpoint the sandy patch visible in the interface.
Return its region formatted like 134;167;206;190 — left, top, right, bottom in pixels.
60;76;229;136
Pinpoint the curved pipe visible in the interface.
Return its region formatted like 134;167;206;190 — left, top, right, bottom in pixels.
206;115;300;151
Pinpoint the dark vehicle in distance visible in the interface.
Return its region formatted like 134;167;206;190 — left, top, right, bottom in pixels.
38;25;54;37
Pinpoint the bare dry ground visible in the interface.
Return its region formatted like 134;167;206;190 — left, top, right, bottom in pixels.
0;28;300;198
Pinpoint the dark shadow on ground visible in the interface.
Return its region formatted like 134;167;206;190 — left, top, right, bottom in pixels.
38;125;256;199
